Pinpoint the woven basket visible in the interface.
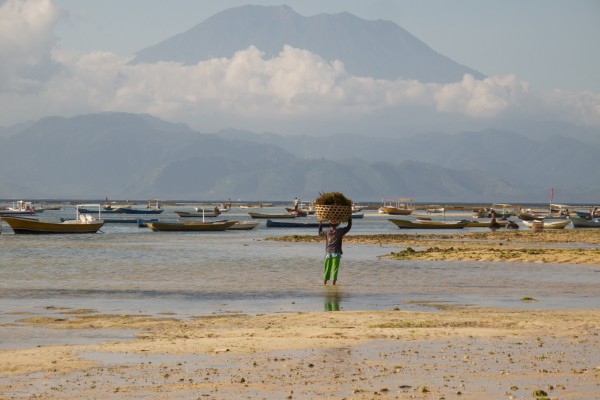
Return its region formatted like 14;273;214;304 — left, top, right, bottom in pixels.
314;205;352;222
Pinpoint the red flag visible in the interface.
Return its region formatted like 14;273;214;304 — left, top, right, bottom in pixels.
550;187;554;201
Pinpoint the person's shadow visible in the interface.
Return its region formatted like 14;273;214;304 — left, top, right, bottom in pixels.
324;287;342;311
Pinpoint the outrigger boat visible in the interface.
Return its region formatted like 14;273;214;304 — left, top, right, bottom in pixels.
388;218;468;229
248;212;296;219
146;220;238;232
522;219;571;230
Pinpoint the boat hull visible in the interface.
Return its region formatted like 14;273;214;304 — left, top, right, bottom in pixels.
569;216;600;228
175;211;220;218
116;208;164;214
248;212;296;219
227;221;260;230
2;217;104;234
378;207;413;215
522;220;571;230
463;220;509;228
389;218;467;229
147;220;237;231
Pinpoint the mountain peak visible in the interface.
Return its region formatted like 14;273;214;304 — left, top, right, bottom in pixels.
131;4;484;83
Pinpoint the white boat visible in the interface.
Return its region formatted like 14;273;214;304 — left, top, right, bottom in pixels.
0;201;43;216
426;206;445;214
522;219;571;230
378;198;414;215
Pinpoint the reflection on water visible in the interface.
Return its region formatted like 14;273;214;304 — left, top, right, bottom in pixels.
324;286;342;311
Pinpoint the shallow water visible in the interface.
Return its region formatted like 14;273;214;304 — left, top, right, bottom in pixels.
1;206;599;322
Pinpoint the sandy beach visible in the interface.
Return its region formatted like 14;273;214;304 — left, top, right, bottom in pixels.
1;229;599;399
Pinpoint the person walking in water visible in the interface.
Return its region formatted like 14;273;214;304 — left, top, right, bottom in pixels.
318;216;352;285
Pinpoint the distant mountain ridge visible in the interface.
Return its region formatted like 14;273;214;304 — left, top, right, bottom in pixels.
1;112;598;202
131;4;484;83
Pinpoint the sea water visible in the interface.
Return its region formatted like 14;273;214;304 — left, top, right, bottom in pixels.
1;205;599;322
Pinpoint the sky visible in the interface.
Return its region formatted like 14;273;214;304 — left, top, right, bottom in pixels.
1;0;599;135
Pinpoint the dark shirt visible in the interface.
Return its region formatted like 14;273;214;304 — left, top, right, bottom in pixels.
318;218;352;254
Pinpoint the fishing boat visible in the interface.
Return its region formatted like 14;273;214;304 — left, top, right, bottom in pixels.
175;210;221;218
568;216;600;228
462;219;509;228
573;207;600;219
388;218;468;229
416;217;507;228
522;219;571;230
285;208;308;217
115;200;164;214
378;198;414;215
178;219;259;230
101;217;159;224
1;204;104;234
146;220;238;232
227;221;260;230
0;201;42;216
248;212;296;219
490;204;517;218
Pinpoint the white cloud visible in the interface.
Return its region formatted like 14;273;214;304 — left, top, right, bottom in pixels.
0;0;599;134
0;0;63;91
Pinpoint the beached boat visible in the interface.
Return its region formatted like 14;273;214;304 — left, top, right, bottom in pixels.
573;208;600;219
490;204;516;219
2;204;104;234
568;216;600;228
463;219;509;228
522;219;571;230
248;212;296;219
388;218;468;229
146;220;238;232
517;212;547;221
378;198;414;215
227;221;260;230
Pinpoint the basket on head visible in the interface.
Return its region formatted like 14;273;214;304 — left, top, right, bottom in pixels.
314;204;352;222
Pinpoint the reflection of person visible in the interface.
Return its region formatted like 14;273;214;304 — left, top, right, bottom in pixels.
318;216;352;285
324;288;341;311
293;196;299;211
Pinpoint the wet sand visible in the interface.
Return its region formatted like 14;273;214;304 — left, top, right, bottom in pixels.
1;307;599;399
272;229;600;265
2;230;600;399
